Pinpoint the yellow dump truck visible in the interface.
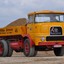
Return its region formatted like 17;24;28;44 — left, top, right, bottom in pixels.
0;10;64;57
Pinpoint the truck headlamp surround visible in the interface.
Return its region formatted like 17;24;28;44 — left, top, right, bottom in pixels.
41;37;45;41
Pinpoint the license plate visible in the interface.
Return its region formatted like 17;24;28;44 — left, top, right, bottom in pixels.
54;45;62;48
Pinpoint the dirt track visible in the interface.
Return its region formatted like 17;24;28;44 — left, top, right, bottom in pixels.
0;51;64;64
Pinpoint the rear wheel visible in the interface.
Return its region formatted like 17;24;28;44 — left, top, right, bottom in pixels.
24;39;37;57
54;47;64;56
6;40;13;57
0;40;8;57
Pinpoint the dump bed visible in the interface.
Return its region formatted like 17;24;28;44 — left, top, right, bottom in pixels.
0;18;27;37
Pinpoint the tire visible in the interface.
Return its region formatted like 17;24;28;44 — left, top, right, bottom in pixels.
6;40;13;57
23;39;37;57
54;47;64;56
0;40;8;57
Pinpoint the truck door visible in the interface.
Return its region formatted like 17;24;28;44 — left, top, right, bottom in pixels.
27;15;35;38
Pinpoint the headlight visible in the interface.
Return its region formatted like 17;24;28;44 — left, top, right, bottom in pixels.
41;37;45;41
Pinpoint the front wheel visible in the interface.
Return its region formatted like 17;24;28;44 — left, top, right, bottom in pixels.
54;47;64;56
23;39;37;57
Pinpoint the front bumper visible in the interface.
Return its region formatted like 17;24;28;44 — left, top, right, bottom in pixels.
38;42;64;46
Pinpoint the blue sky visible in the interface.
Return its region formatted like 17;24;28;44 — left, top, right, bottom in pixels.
0;0;64;27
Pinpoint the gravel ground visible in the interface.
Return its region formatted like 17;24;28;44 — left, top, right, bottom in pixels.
0;51;64;64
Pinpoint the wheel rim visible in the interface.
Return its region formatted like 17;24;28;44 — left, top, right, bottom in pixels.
0;43;3;55
25;43;30;54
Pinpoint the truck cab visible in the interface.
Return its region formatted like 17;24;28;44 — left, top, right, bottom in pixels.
27;10;64;45
24;10;64;56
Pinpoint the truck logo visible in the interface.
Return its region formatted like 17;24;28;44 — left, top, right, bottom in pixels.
51;27;58;33
50;27;62;35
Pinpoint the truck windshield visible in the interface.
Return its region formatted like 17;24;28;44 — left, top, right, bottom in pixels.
35;14;64;22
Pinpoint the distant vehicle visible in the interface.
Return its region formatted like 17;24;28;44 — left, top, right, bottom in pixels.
0;10;64;57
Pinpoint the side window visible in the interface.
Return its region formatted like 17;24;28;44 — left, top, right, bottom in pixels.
28;15;34;23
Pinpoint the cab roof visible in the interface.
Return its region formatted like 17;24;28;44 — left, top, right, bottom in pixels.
28;10;64;16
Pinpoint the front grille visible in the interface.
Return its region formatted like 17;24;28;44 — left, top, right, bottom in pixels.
46;36;64;41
